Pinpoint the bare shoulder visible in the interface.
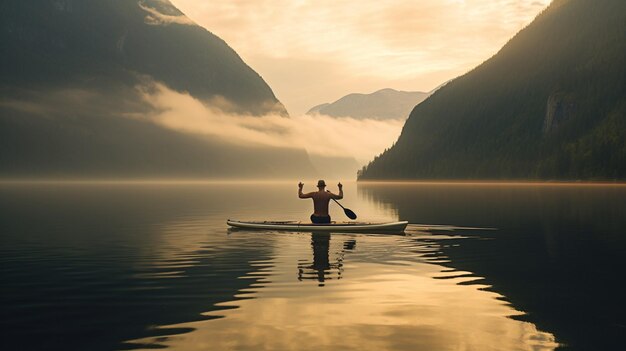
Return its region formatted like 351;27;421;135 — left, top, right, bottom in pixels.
326;190;342;199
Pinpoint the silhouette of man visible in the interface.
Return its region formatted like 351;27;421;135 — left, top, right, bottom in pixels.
298;180;343;224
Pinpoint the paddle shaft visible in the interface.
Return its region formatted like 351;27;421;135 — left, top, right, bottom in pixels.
331;197;346;209
327;191;357;219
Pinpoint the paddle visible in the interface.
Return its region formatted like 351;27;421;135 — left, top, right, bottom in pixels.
328;192;357;220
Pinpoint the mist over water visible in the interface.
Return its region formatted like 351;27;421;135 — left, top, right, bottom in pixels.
138;82;405;164
2;181;624;350
1;79;402;179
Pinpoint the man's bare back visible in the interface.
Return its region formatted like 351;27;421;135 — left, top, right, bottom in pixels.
298;180;343;223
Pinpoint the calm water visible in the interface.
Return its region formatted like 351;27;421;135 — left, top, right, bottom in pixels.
1;181;625;350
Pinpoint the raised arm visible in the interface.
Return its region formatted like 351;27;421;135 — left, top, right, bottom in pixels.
298;182;313;198
330;182;343;199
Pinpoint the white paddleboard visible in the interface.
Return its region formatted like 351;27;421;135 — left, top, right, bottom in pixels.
227;220;408;233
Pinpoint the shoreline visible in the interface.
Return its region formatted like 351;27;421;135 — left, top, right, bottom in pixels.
0;178;625;187
357;180;626;187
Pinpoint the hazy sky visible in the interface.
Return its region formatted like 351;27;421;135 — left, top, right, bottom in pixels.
170;0;550;115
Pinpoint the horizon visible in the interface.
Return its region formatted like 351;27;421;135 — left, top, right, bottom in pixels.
2;178;625;186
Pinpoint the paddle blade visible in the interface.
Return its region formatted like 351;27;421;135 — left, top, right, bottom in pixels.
344;208;357;220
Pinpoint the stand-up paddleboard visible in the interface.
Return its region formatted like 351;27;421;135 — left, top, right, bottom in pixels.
227;220;408;233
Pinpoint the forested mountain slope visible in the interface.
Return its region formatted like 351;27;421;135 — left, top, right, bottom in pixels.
0;0;318;178
359;0;626;180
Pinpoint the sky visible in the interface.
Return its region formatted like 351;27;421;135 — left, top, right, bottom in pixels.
170;0;550;115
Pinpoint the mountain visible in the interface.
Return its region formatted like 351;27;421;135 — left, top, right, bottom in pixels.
0;0;318;178
0;0;285;115
307;89;429;120
359;0;626;181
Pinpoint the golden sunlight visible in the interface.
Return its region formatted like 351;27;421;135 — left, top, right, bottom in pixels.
170;0;550;114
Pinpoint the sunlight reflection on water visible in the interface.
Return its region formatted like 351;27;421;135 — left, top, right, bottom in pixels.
125;229;557;351
4;181;624;350
109;182;560;350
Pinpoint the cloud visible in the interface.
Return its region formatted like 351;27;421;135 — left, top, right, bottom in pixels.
0;87;132;117
0;84;151;118
0;99;51;116
135;82;404;164
2;80;403;168
139;0;196;26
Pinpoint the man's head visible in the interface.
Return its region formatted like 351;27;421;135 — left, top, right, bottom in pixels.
317;179;326;189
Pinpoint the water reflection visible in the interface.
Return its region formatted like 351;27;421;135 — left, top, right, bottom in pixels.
297;233;357;285
1;182;582;350
359;182;626;350
0;183;277;351
127;229;558;350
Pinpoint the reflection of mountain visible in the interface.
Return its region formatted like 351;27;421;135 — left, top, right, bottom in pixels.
0;0;317;178
359;183;626;350
307;88;429;120
0;186;273;351
138;224;556;350
359;0;626;180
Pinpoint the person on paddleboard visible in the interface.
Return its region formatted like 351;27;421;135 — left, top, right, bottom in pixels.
298;180;343;224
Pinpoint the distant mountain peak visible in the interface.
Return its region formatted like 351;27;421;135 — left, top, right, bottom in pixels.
375;88;399;93
307;88;430;120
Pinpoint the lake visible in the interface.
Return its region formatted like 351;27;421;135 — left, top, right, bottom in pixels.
1;181;625;350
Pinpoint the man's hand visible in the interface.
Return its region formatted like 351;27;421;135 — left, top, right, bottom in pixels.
335;182;344;199
298;182;304;189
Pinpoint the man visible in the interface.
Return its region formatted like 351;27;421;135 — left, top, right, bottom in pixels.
298;180;343;224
